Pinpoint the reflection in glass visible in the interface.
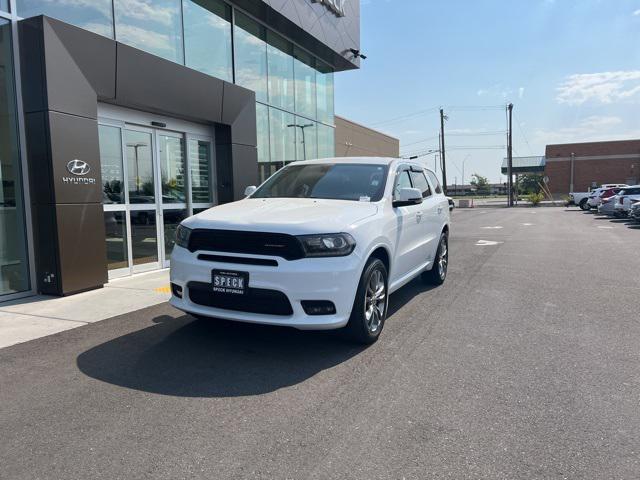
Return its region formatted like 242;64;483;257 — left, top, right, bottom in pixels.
114;0;183;63
293;117;317;161
125;130;154;204
293;47;316;119
104;211;128;270
316;62;334;125
130;210;157;265
183;0;232;81
188;138;212;203
267;31;294;111
234;12;267;102
158;135;186;203
17;0;114;38
0;20;30;296
0;0;7;13
269;108;295;166
256;102;270;164
99;125;124;204
163;209;188;259
193;207;210;215
317;123;336;159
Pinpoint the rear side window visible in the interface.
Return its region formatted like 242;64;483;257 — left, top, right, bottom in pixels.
409;170;432;198
426;171;443;194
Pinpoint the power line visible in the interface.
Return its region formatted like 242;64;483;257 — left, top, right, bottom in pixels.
514;113;534;156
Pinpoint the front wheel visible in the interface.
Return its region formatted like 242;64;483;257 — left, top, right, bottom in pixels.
345;258;388;344
422;232;448;285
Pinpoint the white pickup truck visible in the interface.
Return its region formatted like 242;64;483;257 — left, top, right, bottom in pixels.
569;184;628;210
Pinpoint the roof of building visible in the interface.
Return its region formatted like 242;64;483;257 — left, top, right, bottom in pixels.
501;156;546;174
545;139;640;158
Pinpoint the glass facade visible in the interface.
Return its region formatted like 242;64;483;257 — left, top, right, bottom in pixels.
234;12;268;103
183;0;232;81
114;0;183;63
17;0;114;37
14;0;336;184
0;20;29;297
99;125;125;204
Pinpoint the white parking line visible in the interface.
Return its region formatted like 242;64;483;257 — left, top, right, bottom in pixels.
475;240;504;246
597;225;614;229
521;223;534;226
482;226;503;229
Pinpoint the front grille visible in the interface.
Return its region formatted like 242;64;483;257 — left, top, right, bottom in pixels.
188;281;294;316
188;229;304;260
197;254;278;267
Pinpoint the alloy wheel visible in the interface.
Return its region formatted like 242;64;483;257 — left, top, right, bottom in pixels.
438;236;448;280
364;269;386;333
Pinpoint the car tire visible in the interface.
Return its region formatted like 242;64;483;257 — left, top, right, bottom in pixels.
422;231;448;286
345;257;388;344
579;199;590;211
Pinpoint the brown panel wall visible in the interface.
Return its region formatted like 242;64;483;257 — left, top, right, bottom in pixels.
334;115;399;158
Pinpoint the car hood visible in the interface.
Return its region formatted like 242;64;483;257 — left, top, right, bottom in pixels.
185;198;379;235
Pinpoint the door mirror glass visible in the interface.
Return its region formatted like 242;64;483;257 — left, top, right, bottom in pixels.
393;187;423;207
244;185;257;197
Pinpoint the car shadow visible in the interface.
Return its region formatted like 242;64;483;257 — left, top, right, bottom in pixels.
76;276;437;398
77;315;366;398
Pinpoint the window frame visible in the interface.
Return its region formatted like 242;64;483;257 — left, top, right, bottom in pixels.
409;167;432;198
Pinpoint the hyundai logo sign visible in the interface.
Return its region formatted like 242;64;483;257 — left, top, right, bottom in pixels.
67;159;91;176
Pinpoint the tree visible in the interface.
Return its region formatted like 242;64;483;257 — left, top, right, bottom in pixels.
517;174;543;195
470;173;490;195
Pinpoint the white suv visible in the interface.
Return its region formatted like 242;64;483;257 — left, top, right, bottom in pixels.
170;158;450;343
614;185;640;217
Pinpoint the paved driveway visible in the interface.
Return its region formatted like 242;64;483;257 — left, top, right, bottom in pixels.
1;208;639;479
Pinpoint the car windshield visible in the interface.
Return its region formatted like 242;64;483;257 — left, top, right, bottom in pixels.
252;163;389;201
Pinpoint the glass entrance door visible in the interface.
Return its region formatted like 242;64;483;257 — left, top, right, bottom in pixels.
99;115;215;279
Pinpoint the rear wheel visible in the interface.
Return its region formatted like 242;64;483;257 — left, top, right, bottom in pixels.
579;199;590;211
345;258;388;344
422;232;448;285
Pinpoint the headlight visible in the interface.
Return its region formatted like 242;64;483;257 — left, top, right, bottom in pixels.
297;233;356;257
175;224;192;249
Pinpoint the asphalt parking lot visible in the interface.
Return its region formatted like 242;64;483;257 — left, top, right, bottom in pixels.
1;207;639;479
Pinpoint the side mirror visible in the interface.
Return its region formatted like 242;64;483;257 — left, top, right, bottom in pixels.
393;187;423;207
244;185;257;197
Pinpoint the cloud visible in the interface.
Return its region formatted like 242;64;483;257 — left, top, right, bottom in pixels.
477;84;515;99
634;9;640;16
556;71;640;105
532;115;638;144
518;87;525;99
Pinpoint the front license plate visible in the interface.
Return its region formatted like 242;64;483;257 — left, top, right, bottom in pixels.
212;270;248;295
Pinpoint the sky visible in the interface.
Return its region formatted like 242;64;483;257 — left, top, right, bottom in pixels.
335;0;640;185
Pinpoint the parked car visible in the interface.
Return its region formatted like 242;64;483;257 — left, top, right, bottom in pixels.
613;186;640;217
597;195;619;216
569;184;628;210
587;187;623;209
170;158;451;344
629;202;640;223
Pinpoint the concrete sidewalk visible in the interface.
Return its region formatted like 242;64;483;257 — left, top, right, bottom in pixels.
0;270;171;349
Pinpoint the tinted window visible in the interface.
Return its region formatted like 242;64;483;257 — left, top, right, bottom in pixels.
426;170;443;194
18;0;114;38
253;164;388;202
234;12;267;102
394;170;412;200
410;170;431;198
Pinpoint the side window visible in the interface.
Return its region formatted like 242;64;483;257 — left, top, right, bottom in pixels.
426;171;443;194
393;170;412;200
409;170;432;198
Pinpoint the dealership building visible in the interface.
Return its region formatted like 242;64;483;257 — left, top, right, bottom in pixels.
0;0;360;301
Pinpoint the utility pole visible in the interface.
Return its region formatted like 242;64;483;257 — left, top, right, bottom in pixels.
440;108;448;194
507;103;514;207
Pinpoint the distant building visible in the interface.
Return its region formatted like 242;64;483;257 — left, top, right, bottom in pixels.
544;140;640;194
335;116;400;158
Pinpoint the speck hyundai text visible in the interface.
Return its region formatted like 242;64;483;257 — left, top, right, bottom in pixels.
170;157;450;343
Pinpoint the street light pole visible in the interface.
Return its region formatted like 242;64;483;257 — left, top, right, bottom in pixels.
127;142;147;196
287;123;314;160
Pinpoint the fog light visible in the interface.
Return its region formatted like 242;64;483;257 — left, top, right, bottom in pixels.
301;300;336;316
171;283;183;298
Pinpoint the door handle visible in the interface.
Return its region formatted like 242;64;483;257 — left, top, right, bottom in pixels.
437;206;443;214
416;211;423;222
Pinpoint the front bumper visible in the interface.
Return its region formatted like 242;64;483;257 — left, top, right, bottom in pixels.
169;246;364;330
